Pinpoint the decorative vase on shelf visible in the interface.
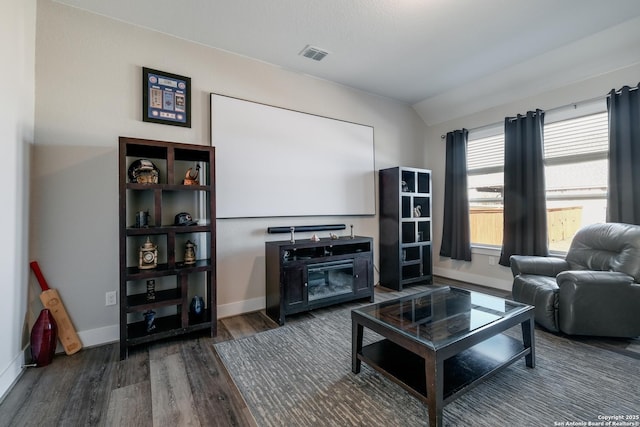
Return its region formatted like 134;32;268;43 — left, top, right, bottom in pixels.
144;310;156;333
30;308;58;367
190;295;205;323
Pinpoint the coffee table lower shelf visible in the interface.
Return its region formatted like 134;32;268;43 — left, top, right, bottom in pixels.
358;333;528;403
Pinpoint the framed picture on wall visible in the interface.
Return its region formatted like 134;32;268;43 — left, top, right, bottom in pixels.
142;67;191;127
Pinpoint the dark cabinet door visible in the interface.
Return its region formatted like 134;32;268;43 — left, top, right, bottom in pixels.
353;256;372;294
283;264;307;313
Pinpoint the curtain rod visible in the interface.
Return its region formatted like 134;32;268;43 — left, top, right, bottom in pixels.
505;109;543;122
440;90;616;140
609;84;639;95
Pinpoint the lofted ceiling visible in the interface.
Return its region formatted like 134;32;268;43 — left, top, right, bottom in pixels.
54;0;640;125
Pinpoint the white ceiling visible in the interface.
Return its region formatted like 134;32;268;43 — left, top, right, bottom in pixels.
54;0;640;125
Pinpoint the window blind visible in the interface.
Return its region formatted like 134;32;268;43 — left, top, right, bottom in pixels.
467;134;504;171
544;112;608;160
467;111;608;172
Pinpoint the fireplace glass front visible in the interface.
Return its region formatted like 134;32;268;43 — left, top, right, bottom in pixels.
307;260;354;302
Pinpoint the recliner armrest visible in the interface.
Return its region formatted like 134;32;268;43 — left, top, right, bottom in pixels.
510;255;569;277
556;270;635;288
556;271;640;337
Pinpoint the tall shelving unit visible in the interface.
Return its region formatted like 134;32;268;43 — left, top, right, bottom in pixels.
118;137;216;359
379;166;433;290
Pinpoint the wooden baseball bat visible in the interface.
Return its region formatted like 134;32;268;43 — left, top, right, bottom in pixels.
30;261;83;355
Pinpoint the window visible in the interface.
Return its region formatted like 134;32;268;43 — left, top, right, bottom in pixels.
467;102;608;252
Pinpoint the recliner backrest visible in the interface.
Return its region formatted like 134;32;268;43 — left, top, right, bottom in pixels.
565;222;640;281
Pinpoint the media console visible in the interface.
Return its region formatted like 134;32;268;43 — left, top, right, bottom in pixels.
265;236;374;325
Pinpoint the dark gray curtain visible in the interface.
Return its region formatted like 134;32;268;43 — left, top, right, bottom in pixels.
607;84;640;225
440;129;472;261
499;110;548;266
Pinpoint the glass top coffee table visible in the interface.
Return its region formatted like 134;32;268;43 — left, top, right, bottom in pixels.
351;286;535;427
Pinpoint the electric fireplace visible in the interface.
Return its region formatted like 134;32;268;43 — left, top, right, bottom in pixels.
265;236;374;325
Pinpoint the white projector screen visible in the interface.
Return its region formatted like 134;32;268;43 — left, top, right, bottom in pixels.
210;94;376;218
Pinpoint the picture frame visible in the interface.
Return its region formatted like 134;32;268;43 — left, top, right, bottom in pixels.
142;67;191;127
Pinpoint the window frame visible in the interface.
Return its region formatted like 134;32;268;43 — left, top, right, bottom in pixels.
466;99;608;252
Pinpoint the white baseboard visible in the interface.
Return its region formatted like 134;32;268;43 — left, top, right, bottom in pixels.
433;267;513;292
0;349;26;404
217;296;265;318
78;324;119;348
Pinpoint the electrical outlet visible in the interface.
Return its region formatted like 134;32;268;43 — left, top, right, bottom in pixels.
105;291;117;306
488;256;497;266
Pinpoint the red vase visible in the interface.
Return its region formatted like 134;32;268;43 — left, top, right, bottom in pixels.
30;309;58;367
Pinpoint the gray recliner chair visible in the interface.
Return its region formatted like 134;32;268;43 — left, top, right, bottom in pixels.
510;222;640;338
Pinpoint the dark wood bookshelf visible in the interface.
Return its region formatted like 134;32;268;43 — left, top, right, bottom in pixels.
379;167;433;290
118;137;216;359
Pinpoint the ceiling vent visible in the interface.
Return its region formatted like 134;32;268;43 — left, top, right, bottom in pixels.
299;45;329;61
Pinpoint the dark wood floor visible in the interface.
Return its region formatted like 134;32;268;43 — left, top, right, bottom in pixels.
0;278;507;427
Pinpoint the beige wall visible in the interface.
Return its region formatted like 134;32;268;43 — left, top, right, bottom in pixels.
425;61;640;290
0;0;36;400
32;0;427;346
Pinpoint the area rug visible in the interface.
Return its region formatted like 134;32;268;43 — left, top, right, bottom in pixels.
214;307;639;427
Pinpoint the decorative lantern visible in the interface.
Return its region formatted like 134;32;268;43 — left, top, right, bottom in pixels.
139;237;158;269
184;240;197;265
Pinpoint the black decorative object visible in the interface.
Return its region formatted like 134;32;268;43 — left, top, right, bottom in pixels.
144;310;156;332
135;210;150;228
142;67;191;128
267;224;346;234
174;212;197;226
146;279;155;301
190;295;205;322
